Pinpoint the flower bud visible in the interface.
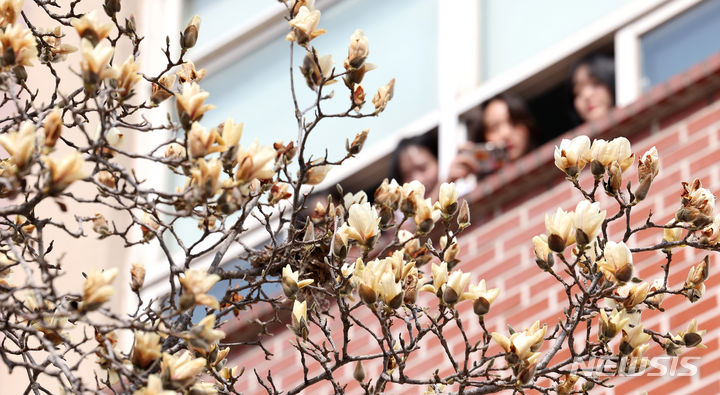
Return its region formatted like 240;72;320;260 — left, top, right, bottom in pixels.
103;0;121;16
181;15;201;49
438;182;458;216
457;199;470;229
92;213;110;237
372;78;395;114
607;160;623;195
347;129;368;155
353;360;365;382
43;108;63;148
305;160;331;185
130;262;145;292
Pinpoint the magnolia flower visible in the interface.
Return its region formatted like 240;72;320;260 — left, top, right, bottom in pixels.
281;264;314;298
38;26;76;63
91;212;110;237
419;261;448;296
699;214;720;245
440;235;460;263
131;332;161;369
347;29;369;68
176;82;216;127
130;262;145;292
620;323;651;355
42;108;63;148
378;270;403;308
291;299;308;338
461;279;501;315
556;374;580;395
300;50;334;89
374;178;403;210
133;375;175;395
112;55;141;98
151;74;176;104
532;234;553;270
683;256;709;302
235;140;277;183
599;241;634;283
187;314;225;354
355;258;384;304
442;269;471;305
677;179;715;225
0;23;38;67
179;269;221;310
491;327;544;363
554;136;591;177
45;151;86;192
305;159;331;185
287;5;325;44
617;281;649;309
436;182;458;216
545;207;575;252
0;121;36;169
79;38;113;83
81;268;118;311
663;220;683;245
0;0;22;27
635;146;659;201
216;118;243;147
190;158;222;196
619;343;650;374
164;142;186;162
414;196;440;234
176;61;207;84
187;122;220;159
646;278;665;306
181;15;201;49
71;10;113;46
573;200;605;245
677;319;707;348
344;202;380;246
372;78;395;113
598;308;630;342
161;351;205;384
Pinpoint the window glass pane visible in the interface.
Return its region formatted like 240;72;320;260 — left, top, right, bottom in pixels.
640;0;720;91
198;0;438;160
183;0;283;49
481;0;632;80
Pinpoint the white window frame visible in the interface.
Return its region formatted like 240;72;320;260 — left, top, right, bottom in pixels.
615;0;705;106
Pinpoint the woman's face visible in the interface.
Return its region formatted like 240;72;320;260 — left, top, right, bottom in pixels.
398;145;438;193
573;64;613;122
483;99;531;161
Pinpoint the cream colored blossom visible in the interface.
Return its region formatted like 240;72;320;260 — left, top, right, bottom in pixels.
598;308;630;342
620;323;651;354
161;351;205;384
131;332;161;369
554;136;591;177
187;122;221;159
130;262;145;292
133;374;175;395
164;142;186;161
344;202;380;246
39;26;76;63
436;182;458;216
187;315;225;354
190;158;222;196
305;159;331;185
300;50;334;89
347;29;369;68
287;5;325;44
81;268;118;311
0;121;36;169
42;108;63;148
419;261;448;296
638;146;659;183
151;74;176;105
461;279;500;315
79;38;113;77
545;207;575;252
176;61;207;84
235;140;277;183
372;78;395;113
599;241;634;284
71;10;113;45
112;55;142;98
179;269;221;310
45;151;86;192
176;82;216;126
442;269;471;305
677;319;707;348
532;234;553;270
573;200;605;245
281;264;314;298
217;118;243;147
378;270;403;308
0;0;23;27
0;23;38;67
291;299;308;338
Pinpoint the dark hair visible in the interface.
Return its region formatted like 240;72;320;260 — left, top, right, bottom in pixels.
466;93;539;146
389;132;438;184
571;53;615;101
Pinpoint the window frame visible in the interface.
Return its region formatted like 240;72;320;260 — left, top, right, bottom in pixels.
615;0;706;106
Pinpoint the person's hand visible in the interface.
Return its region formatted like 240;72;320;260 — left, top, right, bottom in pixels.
448;151;480;181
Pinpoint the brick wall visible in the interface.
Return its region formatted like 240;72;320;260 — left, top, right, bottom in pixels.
228;68;720;394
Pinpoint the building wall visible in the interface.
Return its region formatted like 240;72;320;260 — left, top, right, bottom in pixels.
227;73;720;395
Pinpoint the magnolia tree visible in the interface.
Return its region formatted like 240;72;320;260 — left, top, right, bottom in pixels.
0;0;716;394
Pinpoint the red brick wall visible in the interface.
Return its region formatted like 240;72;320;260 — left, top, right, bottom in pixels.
228;94;720;395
